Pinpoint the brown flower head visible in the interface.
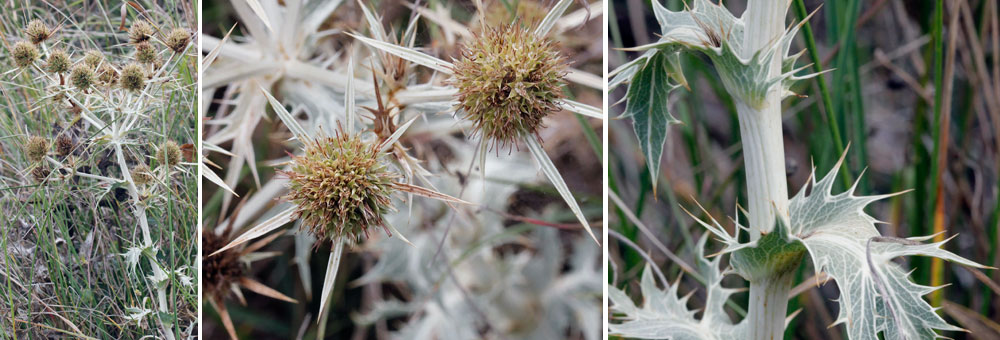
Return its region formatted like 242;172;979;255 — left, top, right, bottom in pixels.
120;63;146;91
46;48;70;74
165;28;190;53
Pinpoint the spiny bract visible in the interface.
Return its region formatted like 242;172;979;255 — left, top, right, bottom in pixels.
283;133;398;241
46;48;70;74
451;23;567;149
25;19;51;44
12;41;39;68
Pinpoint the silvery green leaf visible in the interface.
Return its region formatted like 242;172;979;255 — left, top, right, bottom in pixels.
788;155;985;340
621;52;681;194
609;235;745;339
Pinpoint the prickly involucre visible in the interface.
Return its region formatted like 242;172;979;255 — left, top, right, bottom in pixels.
452;23;567;149
26;19;51;44
12;41;39;68
283;132;398;241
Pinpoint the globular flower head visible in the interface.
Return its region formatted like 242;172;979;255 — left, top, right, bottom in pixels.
157;140;182;167
26;135;48;163
131;163;153;185
70;64;95;91
135;41;158;64
165;28;190;53
97;63;118;86
55;134;73;157
12;41;39;68
129;20;154;44
120;63;146;91
25;19;51;44
451;24;567;149
83;50;104;68
46;48;70;74
283;132;398;241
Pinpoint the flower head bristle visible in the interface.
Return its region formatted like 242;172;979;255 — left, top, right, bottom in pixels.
26;19;51;44
135;41;158;64
158;140;182;167
283;131;398;241
46;48;70;74
120;63;146;91
12;41;39;68
165;28;190;53
26;136;48;163
129;20;154;44
70;64;95;91
451;23;567;150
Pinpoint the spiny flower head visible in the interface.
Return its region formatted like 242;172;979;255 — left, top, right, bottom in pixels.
26;136;48;163
135;41;158;64
46;48;70;73
157;140;181;167
120;63;146;91
55;134;73;156
131;163;153;185
70;64;95;91
129;20;154;44
83;50;103;68
202;230;245;299
283;132;398;241
12;41;39;68
97;63;118;86
25;19;51;44
165;28;190;53
451;23;567;149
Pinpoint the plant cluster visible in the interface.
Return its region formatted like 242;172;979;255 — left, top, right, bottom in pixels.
0;1;197;338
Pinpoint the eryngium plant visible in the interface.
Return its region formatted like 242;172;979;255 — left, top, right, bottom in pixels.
608;1;987;339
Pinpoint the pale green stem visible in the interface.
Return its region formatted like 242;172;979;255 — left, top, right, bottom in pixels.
747;270;794;340
740;1;794;339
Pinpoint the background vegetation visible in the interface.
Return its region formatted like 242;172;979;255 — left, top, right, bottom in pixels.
0;1;198;338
